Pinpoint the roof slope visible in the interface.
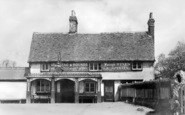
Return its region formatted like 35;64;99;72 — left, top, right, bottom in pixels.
0;67;29;81
28;32;154;62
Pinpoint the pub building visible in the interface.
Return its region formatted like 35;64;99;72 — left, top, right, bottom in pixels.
27;11;155;103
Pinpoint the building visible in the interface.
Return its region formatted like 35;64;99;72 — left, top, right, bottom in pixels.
0;67;29;103
27;11;155;103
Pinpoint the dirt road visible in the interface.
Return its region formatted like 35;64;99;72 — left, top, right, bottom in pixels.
0;102;153;115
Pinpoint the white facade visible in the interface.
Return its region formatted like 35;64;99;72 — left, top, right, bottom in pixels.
0;82;26;100
29;61;154;101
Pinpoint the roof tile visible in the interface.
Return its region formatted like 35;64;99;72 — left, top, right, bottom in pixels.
28;32;154;62
0;67;29;81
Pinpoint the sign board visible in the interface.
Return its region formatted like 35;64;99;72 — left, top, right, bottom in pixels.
51;62;131;72
102;62;131;71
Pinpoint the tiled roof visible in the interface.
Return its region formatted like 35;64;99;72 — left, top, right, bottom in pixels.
0;67;29;81
28;32;154;62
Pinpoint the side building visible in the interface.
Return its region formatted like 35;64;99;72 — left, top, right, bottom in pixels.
0;67;29;103
27;11;155;103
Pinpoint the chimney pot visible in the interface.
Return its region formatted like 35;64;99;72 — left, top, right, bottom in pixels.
149;12;153;19
147;12;155;38
69;10;78;33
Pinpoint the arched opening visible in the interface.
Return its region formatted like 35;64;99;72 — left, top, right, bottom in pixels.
55;79;75;103
31;79;51;103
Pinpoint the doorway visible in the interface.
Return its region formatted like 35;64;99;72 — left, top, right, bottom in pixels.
56;79;75;103
104;80;114;102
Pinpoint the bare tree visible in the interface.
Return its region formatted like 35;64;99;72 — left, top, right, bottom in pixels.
0;59;17;67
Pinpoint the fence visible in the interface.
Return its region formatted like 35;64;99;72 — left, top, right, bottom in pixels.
118;70;185;115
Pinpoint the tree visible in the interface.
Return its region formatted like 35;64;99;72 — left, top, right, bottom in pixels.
0;59;17;67
155;41;185;79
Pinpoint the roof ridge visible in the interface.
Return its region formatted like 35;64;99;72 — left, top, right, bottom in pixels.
0;67;28;70
33;31;147;35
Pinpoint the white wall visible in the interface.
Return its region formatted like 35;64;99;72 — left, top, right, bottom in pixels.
0;82;26;100
30;63;40;73
114;80;121;101
30;62;154;101
100;62;154;101
100;62;154;81
30;62;154;81
101;82;104;96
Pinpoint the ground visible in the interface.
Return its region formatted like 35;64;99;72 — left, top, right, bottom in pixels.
0;102;153;115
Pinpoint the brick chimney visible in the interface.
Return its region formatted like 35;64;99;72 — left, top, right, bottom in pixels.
69;10;78;33
147;12;155;38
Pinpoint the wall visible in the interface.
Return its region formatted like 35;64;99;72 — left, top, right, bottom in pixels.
100;62;154;81
0;82;26;100
30;63;40;73
30;62;154;77
30;61;154;102
114;80;121;101
99;62;154;101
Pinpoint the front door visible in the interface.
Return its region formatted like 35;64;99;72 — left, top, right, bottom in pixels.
104;80;114;102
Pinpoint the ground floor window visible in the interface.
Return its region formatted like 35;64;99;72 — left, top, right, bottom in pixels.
36;80;50;93
85;82;95;93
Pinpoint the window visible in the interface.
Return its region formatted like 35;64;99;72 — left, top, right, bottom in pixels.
132;62;142;70
41;63;50;71
89;63;102;71
36;80;50;93
85;82;95;93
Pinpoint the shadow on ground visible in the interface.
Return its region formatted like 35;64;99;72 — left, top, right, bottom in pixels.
146;111;173;115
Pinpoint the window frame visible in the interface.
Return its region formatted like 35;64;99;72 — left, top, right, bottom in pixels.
84;82;96;93
132;62;143;70
89;63;102;71
40;63;50;72
36;80;50;93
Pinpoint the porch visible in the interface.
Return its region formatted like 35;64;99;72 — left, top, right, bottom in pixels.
26;72;102;103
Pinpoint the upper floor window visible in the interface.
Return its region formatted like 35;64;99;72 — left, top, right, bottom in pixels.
41;63;50;71
85;82;96;93
132;62;142;70
89;63;102;71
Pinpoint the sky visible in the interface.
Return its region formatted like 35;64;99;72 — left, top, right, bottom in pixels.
0;0;185;67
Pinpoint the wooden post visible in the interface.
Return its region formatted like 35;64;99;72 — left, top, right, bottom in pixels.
51;77;55;103
97;78;101;103
26;78;31;103
75;78;79;103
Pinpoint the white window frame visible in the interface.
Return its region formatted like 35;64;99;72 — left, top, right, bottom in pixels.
132;62;142;70
41;63;50;72
89;63;102;71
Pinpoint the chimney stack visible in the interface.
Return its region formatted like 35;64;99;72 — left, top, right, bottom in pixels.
147;12;155;38
69;10;78;33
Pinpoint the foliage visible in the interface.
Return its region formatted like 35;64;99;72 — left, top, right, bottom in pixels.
155;41;185;79
0;59;17;67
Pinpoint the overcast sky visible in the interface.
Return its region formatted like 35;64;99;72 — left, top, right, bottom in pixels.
0;0;185;67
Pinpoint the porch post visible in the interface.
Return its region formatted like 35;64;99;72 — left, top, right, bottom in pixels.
97;78;102;103
51;76;55;103
75;78;79;103
26;78;31;103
